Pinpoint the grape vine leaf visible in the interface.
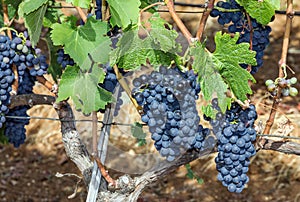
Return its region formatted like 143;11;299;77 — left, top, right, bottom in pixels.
18;3;48;47
4;0;22;9
57;65;112;114
191;43;229;114
269;0;281;9
20;0;48;14
106;0;141;29
185;164;204;184
213;32;256;101
66;0;90;9
192;32;256;116
201;105;218;119
236;0;275;25
45;34;62;82
51;17;111;71
111;15;181;70
0;128;8;145
43;7;61;28
149;13;181;53
0;3;17;27
111;29;180;70
131;122;147;146
140;0;159;13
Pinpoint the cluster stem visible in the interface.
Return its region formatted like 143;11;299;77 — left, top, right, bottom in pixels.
262;0;294;136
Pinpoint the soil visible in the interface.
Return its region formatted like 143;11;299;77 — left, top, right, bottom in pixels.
1;1;300;202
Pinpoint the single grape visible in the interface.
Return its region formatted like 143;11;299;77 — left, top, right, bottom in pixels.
289;87;298;97
265;79;274;87
290;77;297;85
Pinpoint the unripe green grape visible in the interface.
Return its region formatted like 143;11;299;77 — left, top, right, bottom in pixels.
281;88;290;97
290;77;297;85
289;87;298;96
265;79;274;87
22;45;29;54
16;44;23;51
3;57;10;64
267;83;276;92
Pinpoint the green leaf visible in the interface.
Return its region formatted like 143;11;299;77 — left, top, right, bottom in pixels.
57;65;112;114
66;0;91;9
0;4;17;27
45;34;62;82
236;0;275;25
185;164;204;184
4;0;22;9
131;122;146;139
140;0;159;13
201;105;217;119
191;43;228;113
21;0;48;14
43;7;60;28
269;0;281;9
111;28;180;70
148;13;181;53
20;4;48;47
0;127;9;145
213;32;256;101
107;0;141;29
131;122;147;146
51;17;111;71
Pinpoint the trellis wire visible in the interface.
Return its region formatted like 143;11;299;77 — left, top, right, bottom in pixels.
48;4;300;16
5;115;300;140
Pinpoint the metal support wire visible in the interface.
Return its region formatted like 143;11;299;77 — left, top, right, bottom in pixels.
47;3;300;16
5;115;146;126
4;115;300;141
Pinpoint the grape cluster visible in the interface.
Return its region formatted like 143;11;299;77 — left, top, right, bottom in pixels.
265;77;298;97
98;64;125;116
0;32;48;147
56;49;75;68
132;66;209;161
210;0;272;74
0;35;15;129
10;36;49;77
95;0;102;20
4;69;35;147
208;99;257;193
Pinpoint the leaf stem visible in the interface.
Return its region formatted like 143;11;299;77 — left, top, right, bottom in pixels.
196;0;215;41
75;6;87;23
113;64;143;115
262;0;294;136
164;0;193;44
245;12;253;72
140;2;165;14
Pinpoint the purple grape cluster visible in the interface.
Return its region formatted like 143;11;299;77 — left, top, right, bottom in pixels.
0;32;47;147
96;0;102;20
132;66;209;161
56;49;75;68
0;35;15;129
210;0;272;74
4;69;35;147
98;64;127;116
10;36;49;77
208;99;257;193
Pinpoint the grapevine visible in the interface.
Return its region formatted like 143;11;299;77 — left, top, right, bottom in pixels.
0;0;299;201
